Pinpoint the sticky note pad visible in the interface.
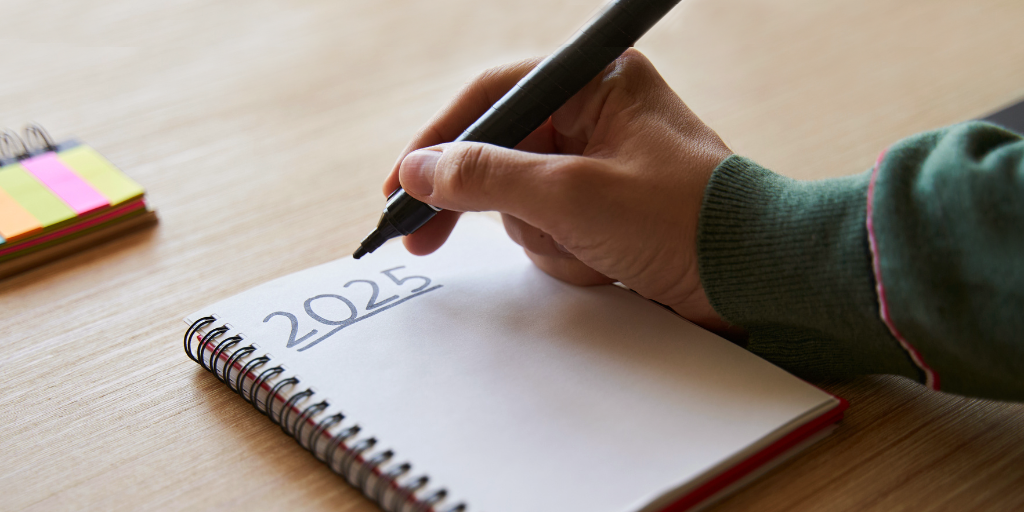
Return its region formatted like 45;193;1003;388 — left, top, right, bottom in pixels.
0;126;156;280
21;153;109;215
0;185;43;241
0;164;76;227
58;145;144;206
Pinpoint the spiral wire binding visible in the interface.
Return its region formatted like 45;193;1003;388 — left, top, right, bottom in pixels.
184;316;467;512
23;123;57;153
0;129;28;161
0;123;62;162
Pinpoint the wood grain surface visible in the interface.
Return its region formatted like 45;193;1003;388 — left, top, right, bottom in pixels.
1;0;1022;511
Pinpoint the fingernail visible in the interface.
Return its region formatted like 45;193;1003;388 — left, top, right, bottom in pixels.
400;149;441;197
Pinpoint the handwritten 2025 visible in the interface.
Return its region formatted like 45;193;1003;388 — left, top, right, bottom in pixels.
263;266;442;352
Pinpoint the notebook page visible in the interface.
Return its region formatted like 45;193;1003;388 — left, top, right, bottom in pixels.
188;214;835;512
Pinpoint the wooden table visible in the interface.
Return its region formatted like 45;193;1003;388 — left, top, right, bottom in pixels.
2;0;1022;510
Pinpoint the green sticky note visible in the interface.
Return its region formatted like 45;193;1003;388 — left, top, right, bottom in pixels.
58;145;144;206
0;164;76;227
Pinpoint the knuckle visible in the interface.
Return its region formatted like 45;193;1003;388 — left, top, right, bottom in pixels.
604;49;659;100
472;65;503;87
440;144;489;199
473;57;540;88
503;215;565;258
616;49;655;77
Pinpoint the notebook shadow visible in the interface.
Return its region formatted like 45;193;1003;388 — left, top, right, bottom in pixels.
0;215;157;294
187;367;375;509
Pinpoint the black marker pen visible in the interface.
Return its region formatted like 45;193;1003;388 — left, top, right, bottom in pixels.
353;0;682;259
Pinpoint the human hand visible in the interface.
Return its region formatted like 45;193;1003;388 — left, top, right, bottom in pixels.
382;49;736;334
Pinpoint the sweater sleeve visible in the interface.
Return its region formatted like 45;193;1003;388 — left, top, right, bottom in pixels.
697;121;1024;401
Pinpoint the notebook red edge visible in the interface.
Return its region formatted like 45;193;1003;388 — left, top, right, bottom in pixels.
659;395;849;512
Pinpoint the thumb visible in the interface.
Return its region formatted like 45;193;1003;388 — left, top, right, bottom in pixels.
398;142;573;220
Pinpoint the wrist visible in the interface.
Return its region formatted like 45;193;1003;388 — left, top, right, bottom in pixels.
668;286;746;341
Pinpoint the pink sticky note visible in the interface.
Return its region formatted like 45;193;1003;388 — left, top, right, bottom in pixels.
21;152;109;215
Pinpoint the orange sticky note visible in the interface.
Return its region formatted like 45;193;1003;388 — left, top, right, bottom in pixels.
0;185;43;241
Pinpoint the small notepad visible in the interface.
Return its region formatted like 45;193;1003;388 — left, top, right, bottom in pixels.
0;129;154;279
184;215;844;512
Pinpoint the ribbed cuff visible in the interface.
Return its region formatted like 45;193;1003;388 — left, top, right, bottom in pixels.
697;155;919;380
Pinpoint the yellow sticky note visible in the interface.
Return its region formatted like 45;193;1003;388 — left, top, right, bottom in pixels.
0;164;76;228
58;145;144;206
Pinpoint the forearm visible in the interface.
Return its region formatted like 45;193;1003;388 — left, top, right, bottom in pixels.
698;122;1024;400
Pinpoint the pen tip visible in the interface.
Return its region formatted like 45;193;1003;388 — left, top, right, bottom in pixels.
354;221;399;260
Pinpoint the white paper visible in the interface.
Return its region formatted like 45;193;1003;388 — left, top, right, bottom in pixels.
188;214;836;512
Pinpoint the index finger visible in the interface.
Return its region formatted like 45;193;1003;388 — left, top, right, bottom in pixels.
382;57;544;196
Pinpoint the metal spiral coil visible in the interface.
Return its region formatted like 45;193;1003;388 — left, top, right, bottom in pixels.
184;316;466;512
0;129;28;161
23;123;57;153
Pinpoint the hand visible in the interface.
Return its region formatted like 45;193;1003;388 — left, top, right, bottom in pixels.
382;49;737;334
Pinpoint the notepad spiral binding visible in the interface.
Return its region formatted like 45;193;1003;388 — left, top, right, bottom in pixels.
185;316;466;512
0;123;62;163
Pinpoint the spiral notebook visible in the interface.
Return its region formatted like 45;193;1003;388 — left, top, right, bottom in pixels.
183;215;846;512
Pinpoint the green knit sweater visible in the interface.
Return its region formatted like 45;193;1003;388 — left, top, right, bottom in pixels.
697;121;1024;401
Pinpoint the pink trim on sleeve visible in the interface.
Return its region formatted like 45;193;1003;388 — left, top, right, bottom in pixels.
866;150;940;391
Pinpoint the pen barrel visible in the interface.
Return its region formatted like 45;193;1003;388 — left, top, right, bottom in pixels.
385;189;439;235
368;0;681;255
456;0;681;148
